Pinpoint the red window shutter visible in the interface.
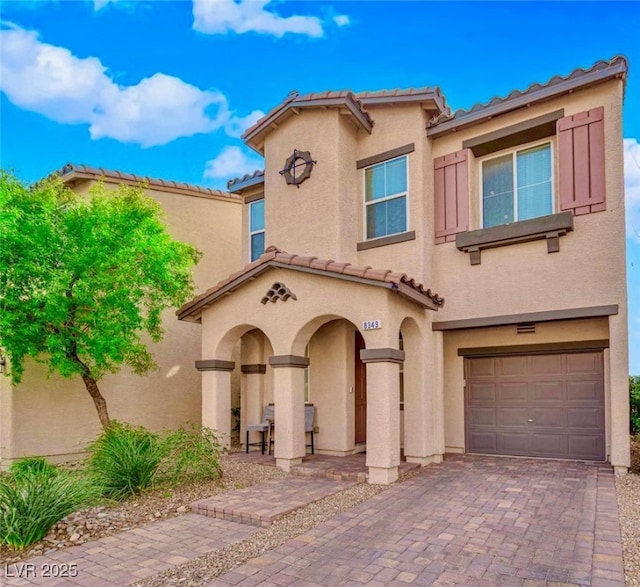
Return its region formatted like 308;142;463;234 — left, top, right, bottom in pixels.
557;107;606;216
434;149;469;244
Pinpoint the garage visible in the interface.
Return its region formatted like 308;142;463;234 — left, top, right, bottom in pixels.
465;351;605;461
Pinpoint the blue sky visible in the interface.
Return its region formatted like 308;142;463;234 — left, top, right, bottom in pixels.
1;0;639;373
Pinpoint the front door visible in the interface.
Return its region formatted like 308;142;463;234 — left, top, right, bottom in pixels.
354;331;367;443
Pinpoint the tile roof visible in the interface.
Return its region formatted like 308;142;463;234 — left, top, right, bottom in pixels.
227;169;265;191
242;86;449;154
428;56;628;137
178;245;444;321
243;91;374;151
59;163;241;202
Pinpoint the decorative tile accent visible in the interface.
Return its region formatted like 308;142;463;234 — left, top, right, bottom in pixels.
261;282;297;305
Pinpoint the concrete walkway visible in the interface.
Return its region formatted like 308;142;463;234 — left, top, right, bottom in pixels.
1;456;626;587
208;456;625;587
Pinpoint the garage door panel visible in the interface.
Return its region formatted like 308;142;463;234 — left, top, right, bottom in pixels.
530;408;566;428
468;407;496;426
498;382;528;401
469;432;497;452
498;356;528;376
468;357;496;377
567;407;604;429
566;352;603;375
529;381;564;401
568;435;605;460
467;383;496;402
529;354;563;375
498;433;529;453
498;407;528;426
531;434;567;456
466;351;604;461
567;381;602;402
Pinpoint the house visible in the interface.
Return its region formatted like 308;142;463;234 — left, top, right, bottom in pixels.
0;164;242;467
178;56;631;484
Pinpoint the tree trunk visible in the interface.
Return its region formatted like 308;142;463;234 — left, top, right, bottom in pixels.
81;373;111;428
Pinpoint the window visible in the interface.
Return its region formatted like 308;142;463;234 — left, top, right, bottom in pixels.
249;199;265;261
365;156;408;239
482;143;552;228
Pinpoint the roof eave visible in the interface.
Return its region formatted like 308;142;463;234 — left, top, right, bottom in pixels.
228;174;265;193
177;260;442;321
242;97;373;154
427;59;628;138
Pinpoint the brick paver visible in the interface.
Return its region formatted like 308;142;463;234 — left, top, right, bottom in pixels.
207;456;625;586
192;476;356;527
2;514;258;586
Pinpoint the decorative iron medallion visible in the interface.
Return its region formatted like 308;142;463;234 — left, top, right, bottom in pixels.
279;149;316;188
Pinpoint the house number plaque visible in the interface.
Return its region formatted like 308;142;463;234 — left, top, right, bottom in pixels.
362;320;382;330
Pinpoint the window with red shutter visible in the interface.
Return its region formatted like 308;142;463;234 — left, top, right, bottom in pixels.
434;149;469;244
557;107;606;215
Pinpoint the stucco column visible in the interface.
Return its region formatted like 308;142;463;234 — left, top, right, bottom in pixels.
241;364;266;448
196;359;234;450
608;313;630;473
269;355;308;472
361;348;403;485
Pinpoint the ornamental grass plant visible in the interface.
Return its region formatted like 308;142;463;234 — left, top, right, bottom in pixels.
0;460;99;549
87;421;166;500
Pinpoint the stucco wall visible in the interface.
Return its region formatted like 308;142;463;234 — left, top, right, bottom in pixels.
0;180;242;466
431;80;626;325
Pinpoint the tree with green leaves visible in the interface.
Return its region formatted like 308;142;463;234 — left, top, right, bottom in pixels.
0;171;202;428
631;375;640;435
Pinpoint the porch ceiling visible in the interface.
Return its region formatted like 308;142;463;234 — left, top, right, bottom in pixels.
177;246;444;322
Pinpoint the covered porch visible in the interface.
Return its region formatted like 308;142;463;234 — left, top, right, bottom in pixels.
178;247;446;484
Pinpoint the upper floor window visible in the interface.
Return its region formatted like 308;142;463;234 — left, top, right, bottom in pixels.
249;199;265;262
482;142;553;228
365;156;408;239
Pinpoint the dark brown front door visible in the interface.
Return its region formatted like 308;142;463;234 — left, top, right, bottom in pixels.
354;331;367;443
465;351;605;461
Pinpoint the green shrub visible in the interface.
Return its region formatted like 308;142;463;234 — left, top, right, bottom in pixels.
9;457;59;480
631;376;640;435
88;421;166;499
158;425;223;484
0;469;99;549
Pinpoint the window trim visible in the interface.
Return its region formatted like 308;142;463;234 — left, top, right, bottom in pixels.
362;154;410;241
479;139;555;229
248;199;265;262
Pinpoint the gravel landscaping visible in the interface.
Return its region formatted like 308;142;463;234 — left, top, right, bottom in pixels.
1;447;638;586
617;435;640;587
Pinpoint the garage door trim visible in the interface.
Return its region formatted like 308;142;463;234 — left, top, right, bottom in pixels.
459;339;609;358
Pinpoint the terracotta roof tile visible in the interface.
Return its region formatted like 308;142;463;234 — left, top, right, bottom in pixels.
58;163;241;202
363;268;392;281
178;247;444;320
227;169;265;190
343;265;371;278
326;261;351;273
289;255;317;268
428;56;628;135
310;258;334;271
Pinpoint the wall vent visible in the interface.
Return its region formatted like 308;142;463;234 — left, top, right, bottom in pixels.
517;322;536;334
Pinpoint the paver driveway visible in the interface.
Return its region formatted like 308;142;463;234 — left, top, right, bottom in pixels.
208;455;624;587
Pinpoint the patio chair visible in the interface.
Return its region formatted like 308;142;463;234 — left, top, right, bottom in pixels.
305;404;316;455
245;404;274;454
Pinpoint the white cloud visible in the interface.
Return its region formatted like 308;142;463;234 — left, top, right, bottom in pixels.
625;138;640;242
192;0;325;38
333;14;350;27
204;146;262;181
0;24;255;147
